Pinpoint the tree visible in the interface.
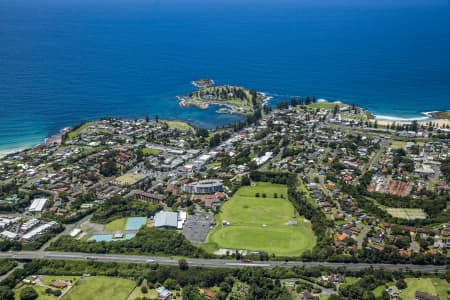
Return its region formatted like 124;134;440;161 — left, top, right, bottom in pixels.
178;258;189;271
241;175;251;186
20;287;38;300
333;105;339;116
99;159;118;177
0;286;14;300
141;286;148;294
381;290;390;300
396;279;407;289
163;278;178;290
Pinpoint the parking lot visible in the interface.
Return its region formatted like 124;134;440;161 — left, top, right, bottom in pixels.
182;212;214;243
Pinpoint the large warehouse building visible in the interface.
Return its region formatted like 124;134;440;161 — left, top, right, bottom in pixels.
154;211;179;229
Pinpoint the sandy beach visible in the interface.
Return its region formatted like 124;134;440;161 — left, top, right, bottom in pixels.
373;118;450;128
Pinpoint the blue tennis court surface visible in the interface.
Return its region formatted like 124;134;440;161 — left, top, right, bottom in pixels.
89;233;136;242
126;217;147;230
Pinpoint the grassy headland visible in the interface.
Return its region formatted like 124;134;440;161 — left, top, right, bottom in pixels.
179;85;264;114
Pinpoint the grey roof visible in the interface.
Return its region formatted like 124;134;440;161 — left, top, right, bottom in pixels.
154;211;178;228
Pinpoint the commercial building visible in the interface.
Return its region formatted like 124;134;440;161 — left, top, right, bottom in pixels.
154;211;179;229
0;217;18;229
253;152;273;166
134;190;167;203
28;197;48;213
0;231;18;240
21;221;58;241
182;179;223;194
21;218;39;232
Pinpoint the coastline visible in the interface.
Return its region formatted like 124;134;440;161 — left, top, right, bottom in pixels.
373;110;450;127
0;146;33;159
1;100;449;160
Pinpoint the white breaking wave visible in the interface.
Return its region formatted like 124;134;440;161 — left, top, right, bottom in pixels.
374;114;431;122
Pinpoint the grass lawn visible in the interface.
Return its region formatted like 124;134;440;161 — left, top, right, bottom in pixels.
400;278;449;299
372;285;386;298
308;102;345;110
62;276;135;300
338;277;361;290
104;218;127;231
390;140;406;149
207;182;316;256
66;121;94;140
436;111;450;120
165;120;193;131
127;287;158;300
142;148;161;156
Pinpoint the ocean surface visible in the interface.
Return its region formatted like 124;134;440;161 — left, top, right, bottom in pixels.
1;0;450;153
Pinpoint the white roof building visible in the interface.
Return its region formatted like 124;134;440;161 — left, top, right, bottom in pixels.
22;221;58;241
28;197;48;212
154;211;178;229
0;231;18;240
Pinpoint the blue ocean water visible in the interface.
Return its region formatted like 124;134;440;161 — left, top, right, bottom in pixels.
1;0;449;152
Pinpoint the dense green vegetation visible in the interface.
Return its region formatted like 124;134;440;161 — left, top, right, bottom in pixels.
91;197;160;224
0;259;17;275
1;258;446;300
48;227;209;257
286;175;334;261
442;158;450;181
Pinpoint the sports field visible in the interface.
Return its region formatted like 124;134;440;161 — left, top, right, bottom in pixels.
62;276;135;300
386;208;427;220
208;182;316;256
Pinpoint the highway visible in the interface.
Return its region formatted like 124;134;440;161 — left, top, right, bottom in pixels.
0;251;445;273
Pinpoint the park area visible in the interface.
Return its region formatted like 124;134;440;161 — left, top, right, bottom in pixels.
207;182;316;256
386;208;427;220
165;120;193;131
400;278;449;299
372;278;449;299
62;276;135;300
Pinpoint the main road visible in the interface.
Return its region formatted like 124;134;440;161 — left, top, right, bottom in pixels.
0;251;445;273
